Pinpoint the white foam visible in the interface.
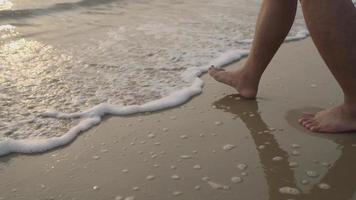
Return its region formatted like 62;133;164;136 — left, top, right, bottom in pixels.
0;24;15;31
0;27;310;157
0;0;13;11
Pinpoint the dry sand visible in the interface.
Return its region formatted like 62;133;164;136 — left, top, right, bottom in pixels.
1;38;356;200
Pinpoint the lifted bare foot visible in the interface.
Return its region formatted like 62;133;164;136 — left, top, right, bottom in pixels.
208;66;259;99
299;104;356;133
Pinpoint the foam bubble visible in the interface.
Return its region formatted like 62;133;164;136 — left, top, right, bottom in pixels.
207;181;230;190
279;187;300;195
318;183;331;190
222;144;236;151
231;176;243;184
237;163;248;170
146;175;156;180
172;191;182;196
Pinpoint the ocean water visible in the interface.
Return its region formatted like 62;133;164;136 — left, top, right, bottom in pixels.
0;0;310;155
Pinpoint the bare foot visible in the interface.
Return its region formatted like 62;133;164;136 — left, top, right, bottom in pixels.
208;66;259;99
299;104;356;133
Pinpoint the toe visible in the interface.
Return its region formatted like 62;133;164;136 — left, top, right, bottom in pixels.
305;121;318;129
302;119;314;127
299;117;312;124
309;125;321;132
298;118;306;124
302;112;315;118
208;67;221;76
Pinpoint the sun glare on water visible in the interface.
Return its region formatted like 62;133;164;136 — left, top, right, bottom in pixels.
0;0;13;11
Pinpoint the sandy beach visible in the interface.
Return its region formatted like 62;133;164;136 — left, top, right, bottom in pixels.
1;38;356;200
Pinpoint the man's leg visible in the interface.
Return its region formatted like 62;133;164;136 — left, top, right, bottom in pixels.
209;0;298;98
299;0;356;133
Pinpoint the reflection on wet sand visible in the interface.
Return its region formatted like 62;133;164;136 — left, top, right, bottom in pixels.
286;109;356;200
213;94;356;200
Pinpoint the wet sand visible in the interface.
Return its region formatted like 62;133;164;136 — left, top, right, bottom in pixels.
1;38;356;200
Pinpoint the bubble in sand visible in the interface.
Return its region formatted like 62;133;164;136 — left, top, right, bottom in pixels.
310;84;317;88
93;185;100;190
172;191;183;196
132;187;140;191
199;133;205;137
101;149;109;153
162;128;168;132
306;170;319;178
170;116;177;120
115;196;123;200
321;162;330;167
202;176;210;181
301;180;309;185
291;150;300;156
171;165;177;170
289;162;299;168
122;169;129;173
180;155;193;159
318;183;331;190
151;154;158;159
272;156;283;161
124;196;135;200
222;144;236;151
279;187;300;195
194;185;201;190
237;163;248;170
93;155;100;160
241;172;248;176
192;150;198;154
180;134;188;139
231;176;243;184
153;164;160;168
258;145;266;150
146;175;156;180
148;133;155;139
40;184;46;189
171;174;180;180
214;121;223;126
193;165;202;170
291;144;301;148
207;181;230;190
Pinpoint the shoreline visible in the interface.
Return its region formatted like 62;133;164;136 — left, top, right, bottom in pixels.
0;29;309;157
1;38;356;200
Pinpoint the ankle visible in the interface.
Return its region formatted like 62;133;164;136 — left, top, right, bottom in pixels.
239;66;263;84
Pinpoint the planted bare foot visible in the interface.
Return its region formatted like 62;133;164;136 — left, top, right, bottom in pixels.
299;104;356;133
208;66;259;99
